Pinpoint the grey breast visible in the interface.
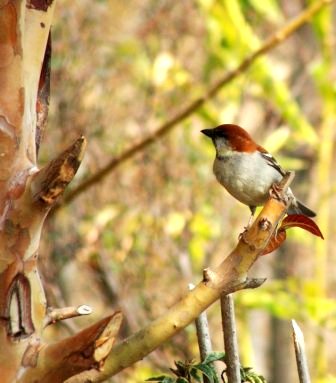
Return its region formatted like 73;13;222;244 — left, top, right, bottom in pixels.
213;151;282;206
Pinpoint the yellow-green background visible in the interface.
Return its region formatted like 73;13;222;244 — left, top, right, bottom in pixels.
40;0;336;381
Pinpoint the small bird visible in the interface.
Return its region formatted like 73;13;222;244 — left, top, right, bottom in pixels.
202;124;315;218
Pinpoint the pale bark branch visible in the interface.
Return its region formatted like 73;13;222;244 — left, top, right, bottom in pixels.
0;3;57;381
65;177;293;383
221;294;241;383
194;297;213;361
58;0;333;209
292;319;311;383
189;283;215;383
195;309;214;383
0;2;109;383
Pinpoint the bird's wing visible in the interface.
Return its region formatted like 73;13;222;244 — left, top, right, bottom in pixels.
257;145;287;176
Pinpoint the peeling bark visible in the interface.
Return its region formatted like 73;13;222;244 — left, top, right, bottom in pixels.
31;136;86;207
36;32;51;155
6;274;35;339
17;312;123;383
0;2;122;382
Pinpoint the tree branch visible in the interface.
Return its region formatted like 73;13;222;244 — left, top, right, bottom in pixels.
43;305;92;327
18;312;123;383
58;0;333;209
221;294;241;383
292;319;311;383
65;176;293;383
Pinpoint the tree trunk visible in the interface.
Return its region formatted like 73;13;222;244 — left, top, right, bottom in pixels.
0;2;122;382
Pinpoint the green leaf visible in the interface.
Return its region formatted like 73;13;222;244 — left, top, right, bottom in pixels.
202;351;225;364
241;366;267;383
194;363;215;379
176;378;189;383
190;368;202;382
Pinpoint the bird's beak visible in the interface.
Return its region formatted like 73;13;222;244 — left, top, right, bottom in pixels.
201;129;214;138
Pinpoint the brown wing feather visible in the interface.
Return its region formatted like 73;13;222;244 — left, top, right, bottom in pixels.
258;146;286;176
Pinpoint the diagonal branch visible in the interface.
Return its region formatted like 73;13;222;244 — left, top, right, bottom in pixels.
58;0;333;209
65;175;293;383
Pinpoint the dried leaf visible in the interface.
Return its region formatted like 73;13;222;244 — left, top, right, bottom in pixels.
281;214;324;239
261;214;324;255
261;229;286;255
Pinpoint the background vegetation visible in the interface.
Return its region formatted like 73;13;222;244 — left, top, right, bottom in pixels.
39;0;336;381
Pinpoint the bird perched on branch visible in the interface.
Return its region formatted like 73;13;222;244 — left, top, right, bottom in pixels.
202;124;315;218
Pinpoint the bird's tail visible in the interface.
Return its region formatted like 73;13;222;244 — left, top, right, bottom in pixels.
288;199;316;218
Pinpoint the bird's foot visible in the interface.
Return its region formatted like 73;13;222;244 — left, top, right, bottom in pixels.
238;227;248;241
269;181;283;201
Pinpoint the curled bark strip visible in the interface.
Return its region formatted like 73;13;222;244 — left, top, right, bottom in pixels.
31;136;86;207
6;273;34;340
36;32;51;155
21;336;42;368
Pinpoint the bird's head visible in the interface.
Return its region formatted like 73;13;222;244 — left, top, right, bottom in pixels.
201;124;259;155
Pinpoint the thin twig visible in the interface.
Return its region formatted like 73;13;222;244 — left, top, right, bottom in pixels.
292;319;311;383
190;284;215;383
195;311;213;362
43;305;92;327
221;294;241;383
57;0;332;209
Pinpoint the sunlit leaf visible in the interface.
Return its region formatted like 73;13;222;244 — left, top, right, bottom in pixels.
152;52;175;86
165;212;187;237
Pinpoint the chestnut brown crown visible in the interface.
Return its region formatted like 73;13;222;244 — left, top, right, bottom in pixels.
201;124;267;153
